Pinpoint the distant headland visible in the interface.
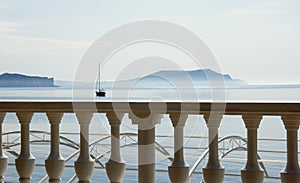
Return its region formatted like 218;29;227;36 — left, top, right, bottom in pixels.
0;69;247;88
101;69;248;89
0;73;56;87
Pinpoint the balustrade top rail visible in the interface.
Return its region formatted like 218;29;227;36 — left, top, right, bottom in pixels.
0;101;300;115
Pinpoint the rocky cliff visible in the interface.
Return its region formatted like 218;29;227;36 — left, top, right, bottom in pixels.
0;73;56;87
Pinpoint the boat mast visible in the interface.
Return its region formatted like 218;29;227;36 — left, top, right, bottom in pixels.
97;63;100;90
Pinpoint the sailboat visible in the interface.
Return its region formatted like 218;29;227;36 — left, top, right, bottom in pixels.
95;64;106;97
96;88;106;97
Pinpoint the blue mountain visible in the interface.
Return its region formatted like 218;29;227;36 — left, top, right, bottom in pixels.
0;73;56;87
106;69;247;89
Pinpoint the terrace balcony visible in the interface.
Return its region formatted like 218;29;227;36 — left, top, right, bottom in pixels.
0;101;299;183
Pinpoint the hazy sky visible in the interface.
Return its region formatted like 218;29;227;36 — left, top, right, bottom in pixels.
0;0;299;84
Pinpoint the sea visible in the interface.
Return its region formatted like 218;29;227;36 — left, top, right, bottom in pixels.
1;85;300;183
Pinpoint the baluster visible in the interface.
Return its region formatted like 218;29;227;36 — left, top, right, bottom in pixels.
15;112;35;183
168;113;189;183
106;112;126;183
129;112;163;183
0;112;7;183
74;112;94;183
45;112;64;183
241;114;264;183
281;115;300;183
202;113;224;183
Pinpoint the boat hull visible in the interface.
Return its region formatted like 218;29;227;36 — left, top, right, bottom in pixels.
96;91;106;97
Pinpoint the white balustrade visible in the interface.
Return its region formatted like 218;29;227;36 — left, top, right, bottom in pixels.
16;112;35;183
74;112;94;183
45;112;65;183
129;112;163;183
0;102;299;183
241;114;264;183
0;112;7;183
281;115;300;183
105;112;126;183
202;113;224;183
168;113;189;183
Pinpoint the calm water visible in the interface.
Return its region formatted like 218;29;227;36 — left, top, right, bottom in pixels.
1;86;300;182
1;86;300;101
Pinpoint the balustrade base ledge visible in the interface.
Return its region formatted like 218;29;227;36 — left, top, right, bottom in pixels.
19;177;31;183
241;169;264;183
106;161;126;183
15;158;35;181
48;178;61;183
202;167;225;183
0;156;8;176
74;161;94;182
281;172;300;183
45;158;65;180
168;165;189;183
